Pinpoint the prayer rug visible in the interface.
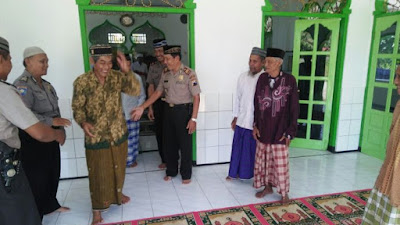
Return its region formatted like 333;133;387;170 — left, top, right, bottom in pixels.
254;199;328;224
199;206;261;225
104;189;371;225
304;192;366;224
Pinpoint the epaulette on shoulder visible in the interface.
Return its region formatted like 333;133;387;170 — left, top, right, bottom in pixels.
19;76;28;82
183;67;191;75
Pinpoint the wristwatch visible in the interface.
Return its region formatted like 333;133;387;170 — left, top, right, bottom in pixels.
191;118;197;122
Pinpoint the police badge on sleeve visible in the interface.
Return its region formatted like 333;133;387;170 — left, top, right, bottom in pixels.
16;86;27;96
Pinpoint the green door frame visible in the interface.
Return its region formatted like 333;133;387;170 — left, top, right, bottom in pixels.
360;0;400;159
75;0;198;160
261;0;352;150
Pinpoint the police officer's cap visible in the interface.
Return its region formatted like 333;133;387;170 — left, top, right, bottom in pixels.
153;39;167;48
23;46;46;59
266;48;285;59
164;45;181;55
0;37;9;53
90;44;112;57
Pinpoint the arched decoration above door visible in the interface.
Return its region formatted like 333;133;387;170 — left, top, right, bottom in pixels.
77;0;195;8
262;0;351;150
88;20;128;53
263;0;350;13
129;20;165;56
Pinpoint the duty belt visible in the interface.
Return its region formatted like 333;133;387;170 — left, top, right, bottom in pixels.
0;141;20;192
167;103;193;108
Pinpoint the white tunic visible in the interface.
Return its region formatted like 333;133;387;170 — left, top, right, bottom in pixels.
233;70;264;130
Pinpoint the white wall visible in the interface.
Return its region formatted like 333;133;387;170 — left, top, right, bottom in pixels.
1;0;85;178
194;0;265;164
335;0;374;152
1;0;84;99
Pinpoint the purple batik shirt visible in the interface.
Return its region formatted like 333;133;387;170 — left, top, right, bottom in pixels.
253;71;299;145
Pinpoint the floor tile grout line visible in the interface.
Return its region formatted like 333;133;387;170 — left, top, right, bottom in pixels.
144;170;155;219
215;165;243;207
171;176;190;214
55;179;74;225
195;173;218;211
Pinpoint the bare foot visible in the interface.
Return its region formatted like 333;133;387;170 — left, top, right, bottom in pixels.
129;161;138;168
255;186;273;198
226;176;233;181
163;176;172;181
158;163;166;169
182;179;191;184
121;194;130;204
92;211;104;225
55;206;70;213
281;195;290;204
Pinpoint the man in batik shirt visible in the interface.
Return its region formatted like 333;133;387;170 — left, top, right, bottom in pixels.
72;45;140;225
253;48;299;203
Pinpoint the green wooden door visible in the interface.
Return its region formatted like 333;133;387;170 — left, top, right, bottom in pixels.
361;15;400;160
291;18;341;150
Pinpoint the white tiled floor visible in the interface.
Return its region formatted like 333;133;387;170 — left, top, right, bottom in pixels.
43;148;383;225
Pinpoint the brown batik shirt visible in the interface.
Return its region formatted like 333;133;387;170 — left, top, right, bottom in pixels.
72;70;140;149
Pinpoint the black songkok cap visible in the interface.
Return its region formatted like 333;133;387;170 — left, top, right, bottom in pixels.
0;36;9;52
164;45;181;54
153;39;167;48
90;44;112;56
266;48;285;59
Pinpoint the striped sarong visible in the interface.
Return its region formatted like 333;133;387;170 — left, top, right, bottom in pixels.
228;126;256;179
253;142;289;197
126;119;140;167
362;188;400;224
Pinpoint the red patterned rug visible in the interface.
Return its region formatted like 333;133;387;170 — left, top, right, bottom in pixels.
105;189;370;225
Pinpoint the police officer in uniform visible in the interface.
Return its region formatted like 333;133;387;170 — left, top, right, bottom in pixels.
0;36;64;225
132;45;201;184
146;39;167;169
14;46;71;219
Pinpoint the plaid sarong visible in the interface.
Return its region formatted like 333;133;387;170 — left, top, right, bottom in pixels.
126;119;140;166
362;188;400;225
253;142;289;197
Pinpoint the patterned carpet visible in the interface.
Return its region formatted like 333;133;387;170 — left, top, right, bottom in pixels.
105;189;370;225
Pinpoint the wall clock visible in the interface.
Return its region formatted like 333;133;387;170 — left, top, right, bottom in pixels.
120;14;134;27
